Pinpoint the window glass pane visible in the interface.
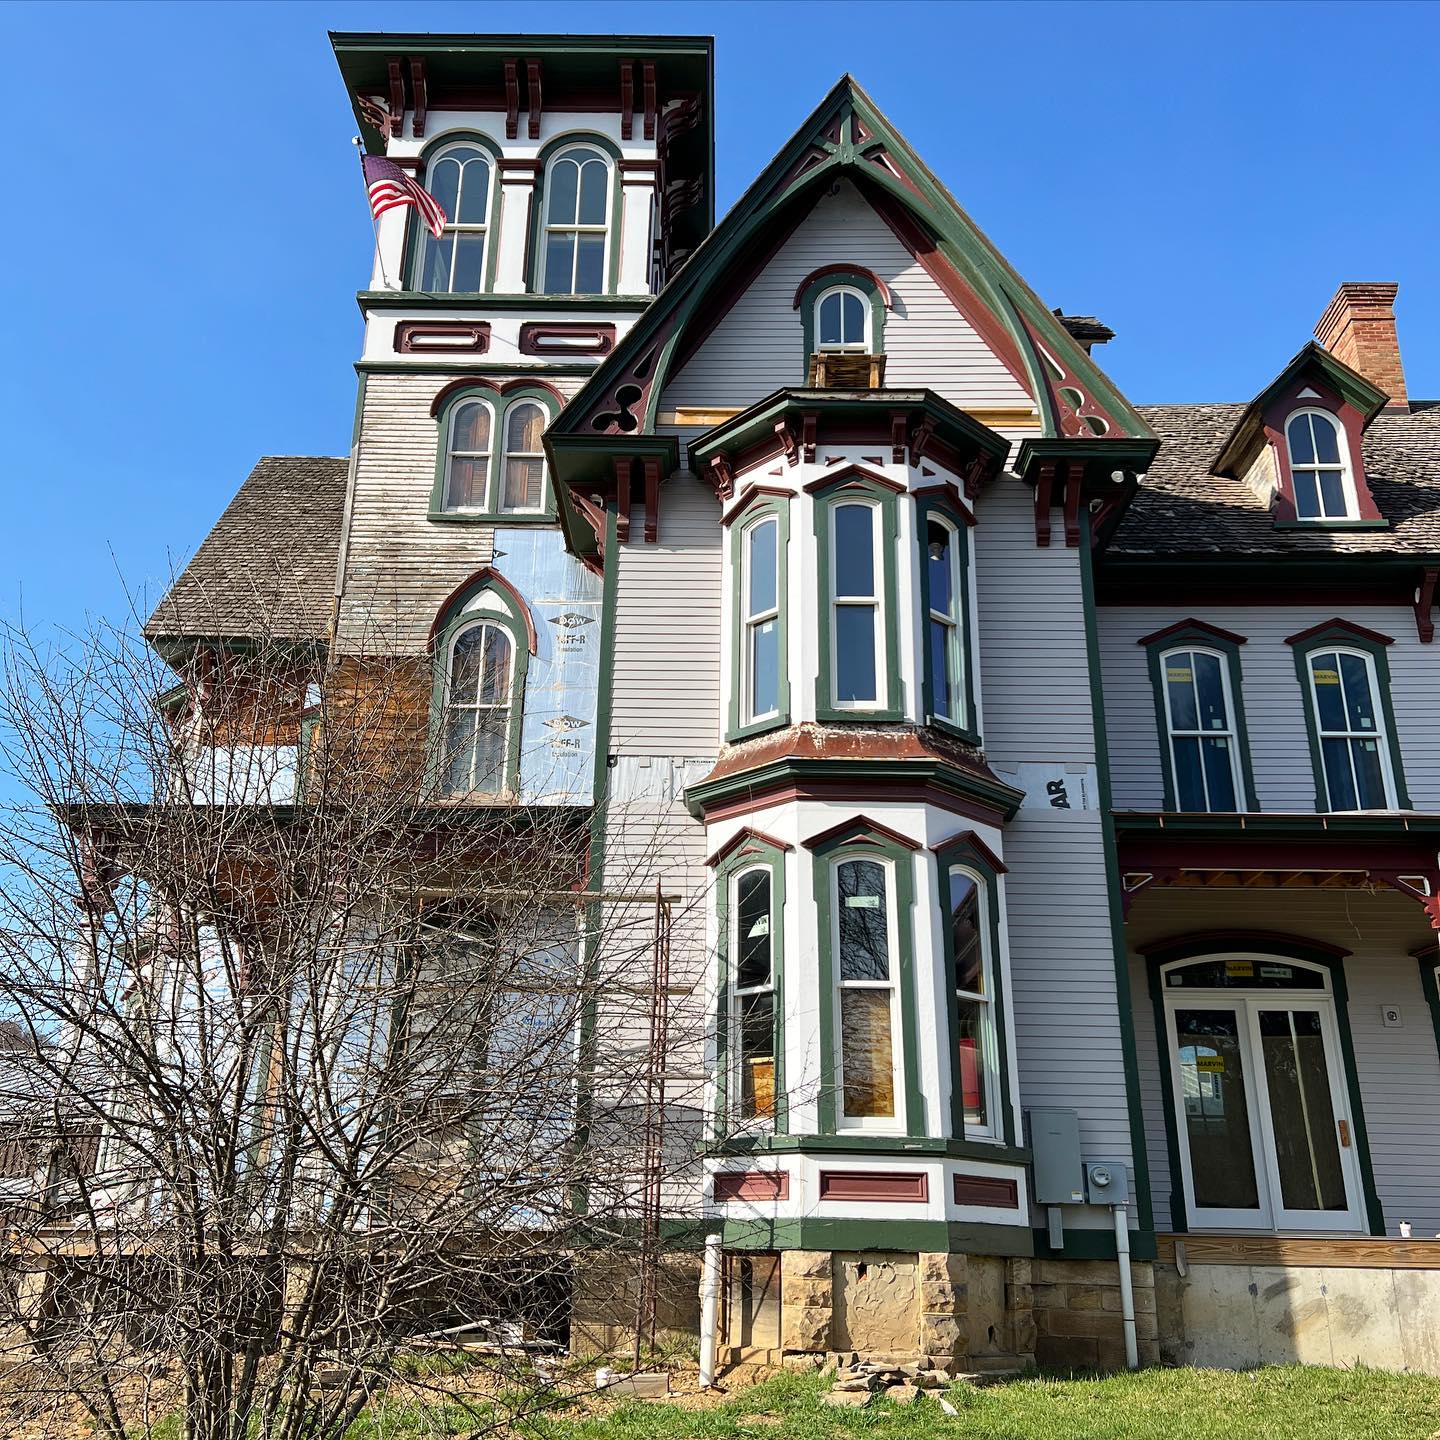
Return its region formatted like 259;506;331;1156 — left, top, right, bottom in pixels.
1193;652;1229;731
833;504;874;596
1172;735;1206;811
1338;653;1377;731
1257;1009;1346;1211
929;617;952;719
1311;414;1341;464
429;156;462;219
835;607;877;703
543;233;574;294
456;154;490;224
1351;738;1387;808
837;859;888;981
738;992;775;1120
1165;655;1199;731
477;627;512;706
1287;414;1315;465
450;626;485;699
750;618;779;718
747;519;777;615
818;292;842;346
548;158;579;225
471;712;507;792
1174;1008;1261;1210
451;402;490;455
506;402;546;454
1310;654;1346;731
950;872;983;994
956;998;988;1129
927;521;953;615
841;291;865;343
577;155;608;224
419;233;454;291
443;708;477;793
840;990;895;1117
735;870;772;990
445;457;486;511
503;459;544;511
1318;470;1347;516
574;234;605;294
1166;959;1324;990
1200;737;1237;811
1321;737;1358;810
451;233;485;292
1294;469;1321;519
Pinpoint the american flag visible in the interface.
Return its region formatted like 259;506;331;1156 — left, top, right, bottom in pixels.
361;155;446;238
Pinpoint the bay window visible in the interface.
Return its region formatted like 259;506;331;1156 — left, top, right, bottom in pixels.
741;517;781;725
949;867;999;1138
730;866;777;1125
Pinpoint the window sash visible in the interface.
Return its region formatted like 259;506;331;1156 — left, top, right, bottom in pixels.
541;150;611;294
741;518;781;724
828;501;885;710
816;286;869;352
950;866;1000;1140
442;622;513;795
1160;647;1243;812
833;858;902;1129
926;522;965;725
1305;649;1395;810
419;149;492;293
1287;410;1356;520
729;865;777;1126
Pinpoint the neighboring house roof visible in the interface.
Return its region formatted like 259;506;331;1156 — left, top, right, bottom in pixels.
1112;402;1440;557
145;456;349;644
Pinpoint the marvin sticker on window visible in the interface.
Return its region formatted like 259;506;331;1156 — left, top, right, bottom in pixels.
1195;1055;1226;1074
1260;965;1293;980
747;916;770;938
1314;668;1341;685
1166;667;1192;683
845;895;881;909
1225;960;1255;979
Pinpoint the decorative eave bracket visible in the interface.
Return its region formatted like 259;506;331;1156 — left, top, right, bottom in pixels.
1015;437;1158;549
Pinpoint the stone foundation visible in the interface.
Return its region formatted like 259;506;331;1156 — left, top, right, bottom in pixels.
569;1252;702;1360
1031;1259;1159;1370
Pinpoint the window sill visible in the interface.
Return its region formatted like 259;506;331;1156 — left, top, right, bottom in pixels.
815;705;906;725
428;509;557;527
1273;518;1390;531
726;713;790;745
359;290;654;312
925;714;982;748
704;1132;1031;1164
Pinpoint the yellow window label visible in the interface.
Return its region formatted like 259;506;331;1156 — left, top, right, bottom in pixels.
1166;667;1192;683
1225;960;1255;979
1195;1055;1226;1074
1314;668;1341;685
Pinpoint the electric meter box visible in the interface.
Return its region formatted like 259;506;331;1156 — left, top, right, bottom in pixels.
1027;1107;1085;1205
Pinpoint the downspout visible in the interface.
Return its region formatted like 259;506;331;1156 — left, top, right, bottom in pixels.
1112;1203;1139;1370
697;1230;722;1389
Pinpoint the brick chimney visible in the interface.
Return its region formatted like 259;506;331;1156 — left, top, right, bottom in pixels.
1314;282;1408;408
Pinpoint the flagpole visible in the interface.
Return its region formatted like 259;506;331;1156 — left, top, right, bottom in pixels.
353;135;395;290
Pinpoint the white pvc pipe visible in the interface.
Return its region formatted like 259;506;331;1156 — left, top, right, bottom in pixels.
1113;1204;1139;1369
697;1232;722;1389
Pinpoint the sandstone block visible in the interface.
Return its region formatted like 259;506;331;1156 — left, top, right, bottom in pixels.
823;1390;871;1408
919;1279;964;1312
784;1250;833;1281
886;1383;922;1404
781;1306;832;1353
1042;1308;1122;1340
1036;1335;1098;1369
783;1277;833;1309
1035;1259;1121;1286
919;1313;965;1357
1006;1258;1032;1286
1006;1283;1033;1311
1032;1283;1067;1309
1069;1285;1105;1311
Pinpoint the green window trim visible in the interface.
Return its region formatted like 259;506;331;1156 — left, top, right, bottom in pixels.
812;476;904;722
933;836;1015;1147
1142;934;1385;1237
727;498;791;742
402;131;504;295
429;383;559;524
1286;622;1411;812
915;490;979;744
810;823;924;1138
797;269;888;381
713;837;789;1140
427;580;533;800
1140;622;1258;813
528;133;625;297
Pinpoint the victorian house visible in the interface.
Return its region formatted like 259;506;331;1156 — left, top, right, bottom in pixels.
130;30;1440;1374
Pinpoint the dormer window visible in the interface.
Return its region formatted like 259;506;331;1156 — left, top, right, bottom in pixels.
816;285;869;353
1285;409;1354;520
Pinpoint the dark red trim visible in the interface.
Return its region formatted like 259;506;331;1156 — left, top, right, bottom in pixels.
791;264;894;311
409;58;427;139
953;1174;1018;1208
1136;929;1352;961
394;320;491;356
818;1170;928;1203
713;1170;789;1202
504;60;519;139
930;829;1008;874
1415;568;1437;645
802;462;906;497
1034;459;1054;547
1284;617;1395;648
429;375;567;418
429;566;538;655
526;60;543;141
912;482;976;526
387;59;405;140
1261;373;1384;526
802;814;922;854
1412;941;1440;962
643;457;661;544
721;483;793;529
518;322;616;357
706;825;795;869
642;62;656;140
1137;617;1249;649
498;157;540;176
696;782;1011;830
619;60;634;142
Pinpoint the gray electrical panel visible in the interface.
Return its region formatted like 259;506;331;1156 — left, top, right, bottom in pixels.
1027;1107;1085;1205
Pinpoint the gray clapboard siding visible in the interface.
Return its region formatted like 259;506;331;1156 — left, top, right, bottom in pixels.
1127;887;1440;1236
975;479;1133;1177
660;182;1031;412
339;370;583;653
1098;604;1440;813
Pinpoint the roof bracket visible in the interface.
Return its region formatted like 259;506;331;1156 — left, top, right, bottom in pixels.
386;59;405;139
1416;567;1438;644
409;58;427;138
526;60;543;140
504;60;519;139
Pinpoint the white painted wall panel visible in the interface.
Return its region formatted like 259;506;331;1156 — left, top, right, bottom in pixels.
1099;603;1440;814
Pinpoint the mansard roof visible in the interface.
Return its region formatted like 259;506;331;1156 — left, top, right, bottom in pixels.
145;456;348;645
1112;402;1440;558
549;74;1154;447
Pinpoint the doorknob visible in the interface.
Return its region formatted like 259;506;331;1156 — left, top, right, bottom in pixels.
1338;1119;1352;1149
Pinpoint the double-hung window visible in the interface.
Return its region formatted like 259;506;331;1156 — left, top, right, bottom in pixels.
949;867;999;1139
414;142;493;293
1285;410;1355;521
442;398;494;513
833;856;900;1126
829;500;883;709
925;517;966;728
730;867;777;1125
1304;648;1395;810
1160;647;1244;812
435;389;554;519
540;145;611;295
441;621;513;796
500;402;547;514
740;516;781;726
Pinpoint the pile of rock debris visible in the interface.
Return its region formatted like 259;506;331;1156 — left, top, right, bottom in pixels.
819;1355;968;1408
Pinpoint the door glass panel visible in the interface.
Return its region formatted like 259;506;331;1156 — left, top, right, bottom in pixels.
1258;1009;1347;1212
1174;1009;1261;1211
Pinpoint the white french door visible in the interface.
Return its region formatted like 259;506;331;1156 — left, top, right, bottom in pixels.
1163;954;1365;1233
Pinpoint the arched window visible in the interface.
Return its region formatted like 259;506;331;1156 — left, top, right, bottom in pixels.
414;142;493;293
1159;646;1243;812
740;515;781;725
540;144;611;295
949;866;999;1139
441;621;514;796
1303;647;1395;810
442;397;494;512
730;865;777;1125
926;517;965;726
500;401;547;513
1285;409;1354;520
815;285;870;352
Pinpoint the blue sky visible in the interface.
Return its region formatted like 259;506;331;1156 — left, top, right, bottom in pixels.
3;0;1437;639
